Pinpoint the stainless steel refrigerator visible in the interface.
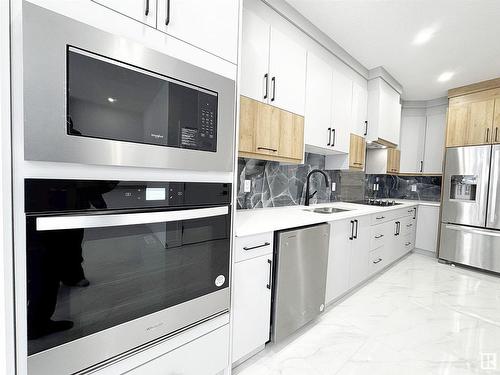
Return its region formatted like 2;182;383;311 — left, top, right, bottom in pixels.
440;145;500;273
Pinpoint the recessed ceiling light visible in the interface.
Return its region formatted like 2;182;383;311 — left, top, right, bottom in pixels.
107;97;117;103
413;27;435;45
437;72;454;82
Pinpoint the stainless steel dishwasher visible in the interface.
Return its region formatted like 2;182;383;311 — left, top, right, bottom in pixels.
272;223;330;343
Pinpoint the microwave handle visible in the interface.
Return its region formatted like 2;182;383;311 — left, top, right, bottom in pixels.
36;206;229;231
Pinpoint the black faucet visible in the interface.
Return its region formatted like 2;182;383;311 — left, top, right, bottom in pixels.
304;169;330;206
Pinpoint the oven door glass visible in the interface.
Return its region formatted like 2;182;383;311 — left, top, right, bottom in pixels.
67;47;218;152
26;210;230;355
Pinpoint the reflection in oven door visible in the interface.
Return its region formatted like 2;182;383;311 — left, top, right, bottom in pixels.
26;214;230;356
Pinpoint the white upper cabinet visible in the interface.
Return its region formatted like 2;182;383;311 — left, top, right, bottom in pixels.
367;77;402;146
157;0;239;63
399;112;426;174
92;0;239;63
423;111;446;174
268;28;307;115
92;0;157;28
351;82;368;137
399;105;447;174
240;10;306;115
331;69;352;153
240;9;271;103
304;52;334;152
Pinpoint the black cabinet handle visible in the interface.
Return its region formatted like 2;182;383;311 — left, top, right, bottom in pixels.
364;121;368;136
405;242;411;246
376;216;385;220
243;242;270;251
257;147;277;152
267;259;272;289
327;128;331;146
263;73;269;100
353;219;358;239
271;77;276;101
373;258;383;264
420;160;423;173
349;220;354;240
413;207;417;220
397;221;401;235
165;0;171;25
395;221;400;236
374;234;384;239
486;128;490;143
145;0;150;16
332;128;336;147
496;127;499;143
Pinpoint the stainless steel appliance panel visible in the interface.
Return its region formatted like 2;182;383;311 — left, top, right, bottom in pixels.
440;224;500;274
442;146;491;227
487;144;500;229
272;224;330;343
23;3;235;171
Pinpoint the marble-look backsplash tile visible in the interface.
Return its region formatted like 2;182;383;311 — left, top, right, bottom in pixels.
237;153;364;209
365;174;441;202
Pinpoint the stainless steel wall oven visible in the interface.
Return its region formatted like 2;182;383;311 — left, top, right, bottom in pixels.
25;179;231;374
23;3;235;171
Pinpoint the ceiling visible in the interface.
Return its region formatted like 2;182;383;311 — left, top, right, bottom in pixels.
285;0;500;100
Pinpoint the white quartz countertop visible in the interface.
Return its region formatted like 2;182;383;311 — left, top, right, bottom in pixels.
234;200;440;237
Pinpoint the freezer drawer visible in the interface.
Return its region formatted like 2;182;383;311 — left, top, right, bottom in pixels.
442;146;491;227
272;224;330;343
439;224;500;274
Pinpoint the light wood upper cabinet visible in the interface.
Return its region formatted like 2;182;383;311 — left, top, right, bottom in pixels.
349;134;366;170
446;88;500;147
239;96;304;163
387;148;400;174
494;98;500;144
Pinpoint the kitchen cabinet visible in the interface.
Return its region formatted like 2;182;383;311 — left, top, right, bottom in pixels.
92;0;158;28
156;0;239;63
303;52;351;154
351;82;368;137
349;134;366;170
416;205;440;253
446;89;500;147
232;233;273;364
240;9;306;115
238;96;304;163
365;148;400;174
399;114;426;174
423;111;447;174
92;0;238;63
304;52;334;153
326;216;370;304
330;69;352;153
367;77;402;147
348;216;371;288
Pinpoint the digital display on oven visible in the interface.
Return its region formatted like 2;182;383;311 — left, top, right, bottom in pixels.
146;188;166;201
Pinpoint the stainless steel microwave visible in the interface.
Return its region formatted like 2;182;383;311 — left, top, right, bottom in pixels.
23;3;235;172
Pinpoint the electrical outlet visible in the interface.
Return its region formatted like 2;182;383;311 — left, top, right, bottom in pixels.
331;182;336;192
411;184;417;192
244;179;251;193
374;183;379;191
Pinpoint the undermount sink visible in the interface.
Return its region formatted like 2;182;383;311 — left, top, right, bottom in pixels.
303;207;350;214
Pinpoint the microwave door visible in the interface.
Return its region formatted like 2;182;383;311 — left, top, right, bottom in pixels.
441;146;491;227
487;145;500;229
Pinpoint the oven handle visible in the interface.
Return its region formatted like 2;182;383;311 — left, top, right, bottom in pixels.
36;206;229;231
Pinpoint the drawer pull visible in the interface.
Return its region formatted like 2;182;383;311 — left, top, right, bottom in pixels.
376;216;385;220
373;258;383;264
374;234;384;239
405;242;411;246
243;242;270;251
406;224;413;227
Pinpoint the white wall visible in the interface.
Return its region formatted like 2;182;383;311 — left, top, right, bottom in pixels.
1;0;15;373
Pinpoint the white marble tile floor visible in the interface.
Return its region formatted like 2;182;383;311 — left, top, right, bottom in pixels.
234;253;500;375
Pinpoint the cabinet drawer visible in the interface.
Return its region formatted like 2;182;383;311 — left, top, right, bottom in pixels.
234;232;273;263
370;211;395;225
403;234;414;253
369;246;386;275
402;217;416;236
370;222;391;250
127;324;229;375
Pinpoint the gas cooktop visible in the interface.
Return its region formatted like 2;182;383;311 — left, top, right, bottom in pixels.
352;199;402;207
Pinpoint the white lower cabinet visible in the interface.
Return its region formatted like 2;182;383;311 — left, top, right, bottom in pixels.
231;233;273;364
416;205;440;253
348;216;371;288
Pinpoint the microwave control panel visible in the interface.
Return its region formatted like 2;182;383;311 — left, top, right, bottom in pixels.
197;93;218;152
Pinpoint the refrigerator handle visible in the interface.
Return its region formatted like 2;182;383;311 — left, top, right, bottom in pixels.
445;224;500;237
